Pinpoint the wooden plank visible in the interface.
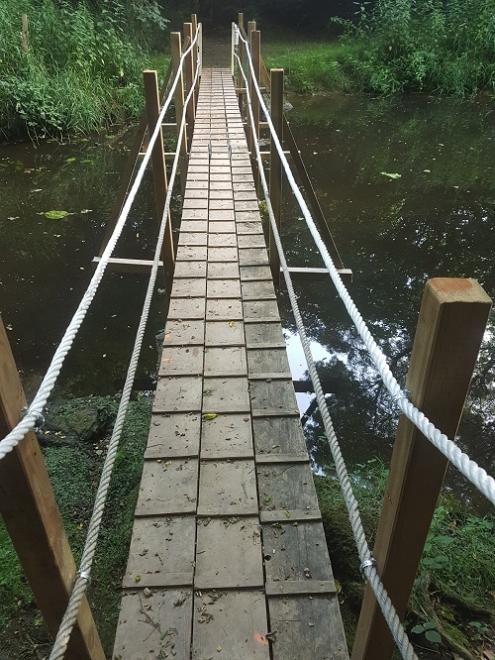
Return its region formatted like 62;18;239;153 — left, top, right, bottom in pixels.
198;460;258;516
204;347;247;377
257;463;320;519
192;591;270;660
135;459;198;516
268;595;348;660
253;417;307;460
92;256;163;274
353;278;492;660
195;517;264;589
0;319;105;660
123;516;195;587
250;379;299;416
201;414;253;460
145;413;201;459
113;589;193;660
202;377;250;413
262;521;335;588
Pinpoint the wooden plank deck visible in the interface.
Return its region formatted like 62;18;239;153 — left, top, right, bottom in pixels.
113;68;349;660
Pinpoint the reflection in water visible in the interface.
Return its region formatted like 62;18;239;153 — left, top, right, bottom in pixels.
279;93;495;510
1;95;494;510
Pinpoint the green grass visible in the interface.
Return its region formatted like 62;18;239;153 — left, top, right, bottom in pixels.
264;39;353;93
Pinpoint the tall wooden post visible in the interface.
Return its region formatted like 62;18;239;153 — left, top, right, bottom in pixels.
0;318;105;660
183;22;196;151
143;70;175;268
171;32;188;159
191;13;198;95
20;14;29;52
249;28;261;193
269;68;284;281
238;12;245;33
352;278;492;660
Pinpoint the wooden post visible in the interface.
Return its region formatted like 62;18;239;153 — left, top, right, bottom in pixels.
0;318;105;660
143;70;175;267
238;12;245;33
183;22;196;151
249;29;261;193
191;13;198;96
352;278;492;660
269;68;284;281
20;14;29;52
170;32;188;159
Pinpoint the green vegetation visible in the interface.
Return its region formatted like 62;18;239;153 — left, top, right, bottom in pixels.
316;460;495;657
0;0;168;141
266;0;495;96
0;395;151;657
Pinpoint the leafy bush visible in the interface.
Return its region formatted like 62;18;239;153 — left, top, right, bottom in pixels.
0;0;168;140
336;0;495;95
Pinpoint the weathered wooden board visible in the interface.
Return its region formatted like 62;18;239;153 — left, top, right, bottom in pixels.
113;589;193;660
268;595;348;660
145;413;200;458
192;591;270;660
195;517;264;589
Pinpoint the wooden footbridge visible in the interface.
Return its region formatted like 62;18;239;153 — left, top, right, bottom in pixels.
0;13;493;660
111;66;348;659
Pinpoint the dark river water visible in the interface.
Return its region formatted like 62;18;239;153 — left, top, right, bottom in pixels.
1;93;494;508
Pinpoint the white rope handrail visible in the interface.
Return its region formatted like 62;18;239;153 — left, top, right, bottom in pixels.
0;24;200;462
235;25;495;507
48;40;202;660
234;49;417;660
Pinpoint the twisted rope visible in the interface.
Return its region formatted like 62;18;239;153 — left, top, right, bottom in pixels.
0;25;200;462
48;43;202;660
235;49;417;660
235;25;495;507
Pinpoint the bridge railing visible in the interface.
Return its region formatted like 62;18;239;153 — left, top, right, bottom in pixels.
232;16;493;660
0;17;202;660
234;14;352;283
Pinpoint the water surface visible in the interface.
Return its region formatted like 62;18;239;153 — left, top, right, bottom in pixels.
1;94;494;508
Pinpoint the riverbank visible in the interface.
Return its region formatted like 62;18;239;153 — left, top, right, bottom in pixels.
0;0;169;142
0;396;492;658
264;0;495;96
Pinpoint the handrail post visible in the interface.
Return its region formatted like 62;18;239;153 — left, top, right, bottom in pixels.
0;318;105;660
143;70;175;268
352;278;492;660
170;32;188;160
191;14;198;85
183;22;196;151
238;12;245;32
249;28;261;193
269;68;284;281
